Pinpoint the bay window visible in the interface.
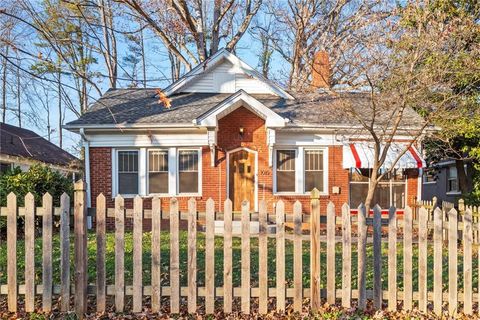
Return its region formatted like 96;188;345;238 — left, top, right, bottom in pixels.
117;150;139;195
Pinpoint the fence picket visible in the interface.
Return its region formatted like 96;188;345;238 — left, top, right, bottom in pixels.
433;207;443;315
42;193;53;312
132;196;143;313
187;198;197;314
241;200;251;313
326;201;335;305
276;200;286;311
7;193;17;312
205;198;215;314
403;206;413;310
387;207;397;311
310;189;321;311
24;193;35;312
96;194;106;312
341;203;351;308
74;181;87;318
60;193;71;312
448;208;458;316
373;205;382;309
418;206;428;312
463;208;473;314
170;198;180;313
115;195;125;312
151;197;161;312
223;199;233;313
357;204;367;310
293;201;303;312
258;200;268;314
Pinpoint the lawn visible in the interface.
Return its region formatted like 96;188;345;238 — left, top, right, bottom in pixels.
0;230;477;293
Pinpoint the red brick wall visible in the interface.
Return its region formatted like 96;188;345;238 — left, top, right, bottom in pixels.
88;106;420;229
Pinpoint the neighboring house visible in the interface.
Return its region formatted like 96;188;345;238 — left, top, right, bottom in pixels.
65;49;426;218
422;159;473;203
0;122;80;176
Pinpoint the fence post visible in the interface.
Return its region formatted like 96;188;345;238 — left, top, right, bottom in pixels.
310;188;321;311
74;180;88;318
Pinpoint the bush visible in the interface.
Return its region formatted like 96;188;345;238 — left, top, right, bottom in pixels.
0;164;74;208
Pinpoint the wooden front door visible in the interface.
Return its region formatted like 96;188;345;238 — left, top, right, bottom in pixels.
229;150;255;211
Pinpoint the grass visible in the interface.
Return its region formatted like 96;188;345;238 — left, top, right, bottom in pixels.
0;230;478;293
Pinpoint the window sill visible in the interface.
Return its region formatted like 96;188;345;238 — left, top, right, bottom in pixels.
446;191;461;195
273;192;329;197
423;181;437;184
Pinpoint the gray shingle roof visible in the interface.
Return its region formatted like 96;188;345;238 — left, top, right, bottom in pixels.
65;88;425;129
0;123;79;168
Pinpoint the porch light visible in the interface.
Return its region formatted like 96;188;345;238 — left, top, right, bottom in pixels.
239;127;244;136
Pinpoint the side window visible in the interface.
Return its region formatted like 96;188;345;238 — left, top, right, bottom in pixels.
178;150;199;193
276;150;296;192
447;166;458;192
117;151;139;195
148;150;169;194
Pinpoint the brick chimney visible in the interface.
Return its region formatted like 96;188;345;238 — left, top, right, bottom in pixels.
311;51;331;89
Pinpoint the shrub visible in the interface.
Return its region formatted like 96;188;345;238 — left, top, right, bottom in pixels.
0;164;74;209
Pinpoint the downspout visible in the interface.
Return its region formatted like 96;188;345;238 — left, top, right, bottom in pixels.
80;128;91;212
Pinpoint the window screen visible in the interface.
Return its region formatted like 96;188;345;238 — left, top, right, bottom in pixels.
178;150;199;193
276;150;296;192
117;151;138;194
149;150;168;194
304;150;324;192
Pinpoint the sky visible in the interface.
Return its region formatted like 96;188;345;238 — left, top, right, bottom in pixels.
1;13;288;157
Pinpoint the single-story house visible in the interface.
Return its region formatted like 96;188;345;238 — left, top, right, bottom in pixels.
422;159;473;203
65;49;426;221
0;122;80;176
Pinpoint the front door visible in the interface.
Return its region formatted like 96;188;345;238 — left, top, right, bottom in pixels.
229;150;255;211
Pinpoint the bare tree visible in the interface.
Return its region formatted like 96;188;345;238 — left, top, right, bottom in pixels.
117;0;263;70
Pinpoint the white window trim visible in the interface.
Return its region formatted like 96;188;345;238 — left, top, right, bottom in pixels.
113;148;141;198
146;148;170;196
273;148;298;195
176;148;203;197
273;146;329;196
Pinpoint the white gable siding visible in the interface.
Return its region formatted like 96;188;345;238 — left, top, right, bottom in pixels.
181;59;277;95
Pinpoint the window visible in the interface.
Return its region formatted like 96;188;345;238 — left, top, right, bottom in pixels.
447;166;459;193
148;150;168;194
117;151;139;195
304;150;325;192
423;168;436;183
276;150;296;192
349;168;406;208
178;150;199;194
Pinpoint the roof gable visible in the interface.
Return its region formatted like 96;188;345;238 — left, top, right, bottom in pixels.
163;49;294;99
195;90;288;128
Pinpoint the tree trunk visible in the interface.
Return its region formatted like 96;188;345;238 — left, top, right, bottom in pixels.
455;159;468;193
1;46;8;123
140;27;146;88
58;68;63;148
16;60;21;127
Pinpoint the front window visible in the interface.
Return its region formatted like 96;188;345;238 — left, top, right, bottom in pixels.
276;150;296;192
117;151;139;195
349;168;406;208
304;150;325;192
447;166;458;192
178;150;199;194
148;150;169;194
423;168;436;183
